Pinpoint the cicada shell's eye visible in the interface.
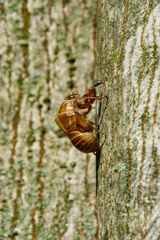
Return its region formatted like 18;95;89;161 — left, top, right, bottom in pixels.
68;95;75;100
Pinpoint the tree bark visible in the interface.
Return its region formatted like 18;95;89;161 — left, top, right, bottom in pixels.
0;0;98;239
96;1;160;239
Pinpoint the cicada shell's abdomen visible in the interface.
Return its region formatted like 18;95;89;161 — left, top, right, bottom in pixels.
67;131;100;153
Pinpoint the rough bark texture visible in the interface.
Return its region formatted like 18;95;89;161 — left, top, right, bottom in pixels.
0;1;98;239
96;0;160;239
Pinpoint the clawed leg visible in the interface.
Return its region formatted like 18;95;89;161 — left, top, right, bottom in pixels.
87;119;95;125
86;119;105;135
89;82;105;90
76;114;105;135
91;125;106;135
86;121;105;134
75;108;90;116
86;95;108;101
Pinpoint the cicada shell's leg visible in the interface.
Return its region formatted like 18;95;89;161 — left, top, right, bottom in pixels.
86;95;108;101
76;99;92;115
88;123;106;135
87;119;95;125
82;118;105;134
76;107;91;117
75;111;105;134
89;82;105;90
74;110;94;132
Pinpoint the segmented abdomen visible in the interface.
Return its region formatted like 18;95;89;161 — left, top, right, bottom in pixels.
67;131;100;153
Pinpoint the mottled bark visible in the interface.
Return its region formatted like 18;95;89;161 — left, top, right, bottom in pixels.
0;0;98;239
96;0;160;239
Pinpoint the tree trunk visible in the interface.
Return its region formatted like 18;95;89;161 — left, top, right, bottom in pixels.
96;1;160;239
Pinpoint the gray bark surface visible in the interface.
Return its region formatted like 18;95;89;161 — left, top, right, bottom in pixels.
96;0;160;239
0;0;98;239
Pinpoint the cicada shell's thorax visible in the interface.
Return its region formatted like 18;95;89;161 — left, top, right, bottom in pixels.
67;131;100;153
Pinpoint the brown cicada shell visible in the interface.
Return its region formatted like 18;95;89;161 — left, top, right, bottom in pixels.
55;82;108;154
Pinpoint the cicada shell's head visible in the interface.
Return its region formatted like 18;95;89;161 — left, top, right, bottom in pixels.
58;90;80;113
65;89;81;100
